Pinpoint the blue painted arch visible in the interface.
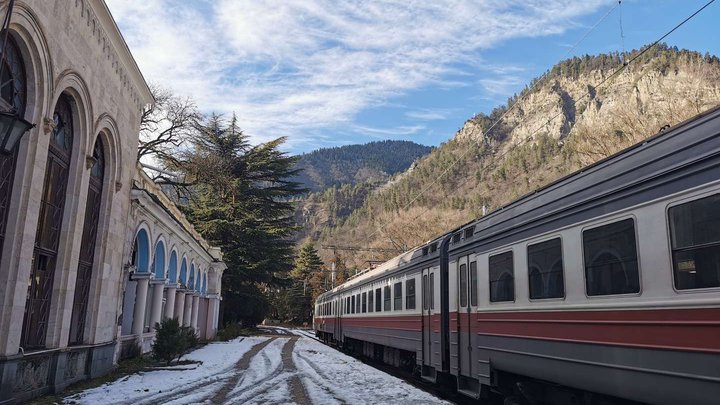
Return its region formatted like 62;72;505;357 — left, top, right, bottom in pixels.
180;258;188;285
188;264;195;291
201;273;207;294
133;228;151;272
168;250;178;283
153;240;166;279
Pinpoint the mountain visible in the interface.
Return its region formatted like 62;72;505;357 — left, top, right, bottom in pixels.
292;140;433;193
307;44;720;268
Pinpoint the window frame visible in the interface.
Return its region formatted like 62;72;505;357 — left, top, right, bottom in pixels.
526;236;566;301
666;192;720;294
393;282;403;311
362;292;367;313
580;215;642;299
488;249;515;303
375;288;382;312
406;278;416;310
383;285;391;311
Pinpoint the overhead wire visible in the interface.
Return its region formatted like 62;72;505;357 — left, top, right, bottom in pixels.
362;0;621;246
363;0;716;257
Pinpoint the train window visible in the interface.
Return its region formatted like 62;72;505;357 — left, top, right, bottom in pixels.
384;286;391;311
423;274;429;310
394;282;403;310
346;297;350;314
356;294;361;313
430;273;435;309
406;279;416;309
459;263;468;307
583;218;640;296
351;295;356;313
362;292;367;313
489;251;514;302
470;261;478;306
375;288;382;312
669;194;720;290
527;238;565;299
368;289;374;312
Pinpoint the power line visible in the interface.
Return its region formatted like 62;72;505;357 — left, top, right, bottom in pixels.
363;0;621;246
364;0;716;253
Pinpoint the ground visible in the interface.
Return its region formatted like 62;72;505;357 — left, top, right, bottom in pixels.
64;327;448;405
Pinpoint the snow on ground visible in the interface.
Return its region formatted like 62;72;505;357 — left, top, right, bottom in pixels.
65;337;266;405
65;333;449;405
293;337;450;404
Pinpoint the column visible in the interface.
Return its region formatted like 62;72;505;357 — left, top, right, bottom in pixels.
131;274;152;335
164;285;177;320
175;290;186;325
183;293;193;327
191;294;200;333
206;295;221;339
149;279;166;331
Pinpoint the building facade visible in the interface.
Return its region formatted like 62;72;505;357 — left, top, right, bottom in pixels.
0;1;224;402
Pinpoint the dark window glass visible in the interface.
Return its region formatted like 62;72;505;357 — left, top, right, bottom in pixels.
489;251;514;302
528;238;565;299
384;286;391;311
368;289;374;312
459;263;468;307
430;273;435;309
423;274;429;310
470;261;478;306
464;226;475;239
346;297;350;314
452;233;461;244
406;279;416;310
362;292;367;313
394;282;402;310
356;294;360;314
375;288;382;312
583;219;640;296
351;295;355;313
669;194;720;290
430;243;437;253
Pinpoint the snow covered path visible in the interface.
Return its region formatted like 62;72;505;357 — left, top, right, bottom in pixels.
65;330;448;405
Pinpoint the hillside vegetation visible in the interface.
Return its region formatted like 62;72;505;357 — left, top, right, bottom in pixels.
306;44;720;268
292;140;432;192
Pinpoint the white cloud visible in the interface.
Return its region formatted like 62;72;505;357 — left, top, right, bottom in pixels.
105;0;607;151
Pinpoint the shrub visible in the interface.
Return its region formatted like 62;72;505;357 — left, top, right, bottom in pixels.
152;318;198;365
216;321;246;341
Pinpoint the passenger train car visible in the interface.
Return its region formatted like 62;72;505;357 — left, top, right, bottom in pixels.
314;107;720;405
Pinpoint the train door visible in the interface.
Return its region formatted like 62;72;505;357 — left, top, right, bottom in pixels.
421;266;436;381
457;256;471;376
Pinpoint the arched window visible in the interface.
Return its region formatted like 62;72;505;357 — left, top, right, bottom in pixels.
179;258;188;286
132;228;150;272
168;250;178;283
22;94;74;349
188;264;195;291
0;35;26;266
153;240;166;279
201;273;207;294
69;137;106;345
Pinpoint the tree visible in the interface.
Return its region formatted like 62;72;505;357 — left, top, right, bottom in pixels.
291;241;324;281
151;318;198;365
137;84;200;168
168;114;305;326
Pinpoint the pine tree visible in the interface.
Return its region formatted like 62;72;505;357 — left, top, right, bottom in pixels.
169;113;305;326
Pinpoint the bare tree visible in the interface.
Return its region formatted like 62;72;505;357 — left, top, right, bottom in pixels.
137;84;200;167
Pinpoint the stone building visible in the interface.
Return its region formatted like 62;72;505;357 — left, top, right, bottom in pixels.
0;1;225;402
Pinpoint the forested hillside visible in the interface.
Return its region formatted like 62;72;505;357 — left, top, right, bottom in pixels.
293;140;432;192
308;44;720;268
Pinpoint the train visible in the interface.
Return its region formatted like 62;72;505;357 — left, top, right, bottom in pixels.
313;106;720;405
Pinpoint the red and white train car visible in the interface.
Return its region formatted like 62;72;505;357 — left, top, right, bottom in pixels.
315;107;720;405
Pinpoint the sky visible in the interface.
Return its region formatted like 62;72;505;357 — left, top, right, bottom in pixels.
105;0;720;154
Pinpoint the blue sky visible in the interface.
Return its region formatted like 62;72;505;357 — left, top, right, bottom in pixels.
106;0;720;154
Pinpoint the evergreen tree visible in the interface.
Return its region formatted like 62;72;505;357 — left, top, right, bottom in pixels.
170;113;304;326
291;241;324;280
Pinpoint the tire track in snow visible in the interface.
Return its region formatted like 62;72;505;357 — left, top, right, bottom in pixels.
222;337;311;404
294;351;350;404
209;336;278;403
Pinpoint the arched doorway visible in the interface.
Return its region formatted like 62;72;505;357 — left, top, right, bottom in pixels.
69;137;105;345
21;94;74;349
0;35;27;266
